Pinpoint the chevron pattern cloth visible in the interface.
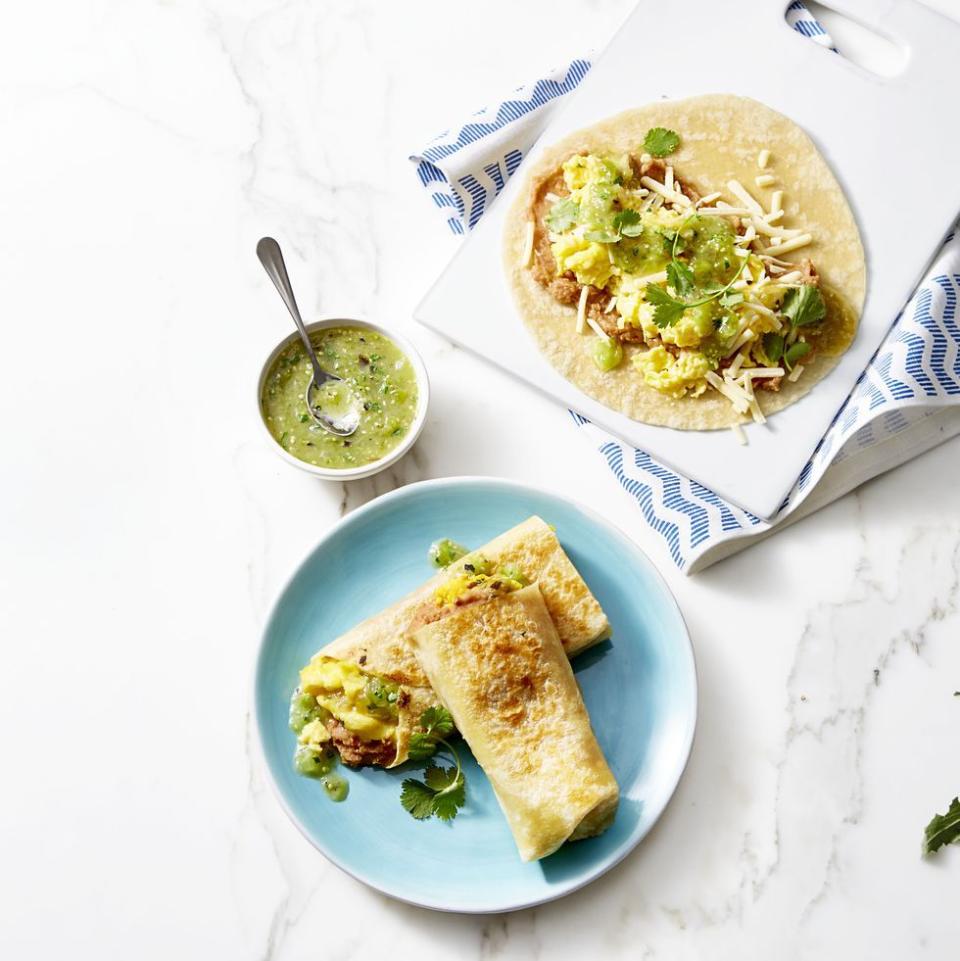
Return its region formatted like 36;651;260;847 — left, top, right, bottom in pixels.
411;4;960;572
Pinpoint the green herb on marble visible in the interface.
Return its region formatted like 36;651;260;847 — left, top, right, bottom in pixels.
923;797;960;855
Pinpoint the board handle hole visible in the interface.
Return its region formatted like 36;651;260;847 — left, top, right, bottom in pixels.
789;0;908;77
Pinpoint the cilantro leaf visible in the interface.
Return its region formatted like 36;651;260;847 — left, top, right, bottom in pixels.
645;285;686;328
419;706;454;739
432;778;466;821
544;197;578;233
407;733;439;761
784;341;812;368
643;127;680;158
923;797;960;855
584;228;620;243
400;779;439;820
400;763;466;823
666;260;695;299
407;706;456;760
614;209;644;238
782;285;826;327
424;764;460;792
423;764;466;819
763;332;784;363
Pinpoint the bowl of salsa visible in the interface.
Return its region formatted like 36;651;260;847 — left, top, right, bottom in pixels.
258;319;429;480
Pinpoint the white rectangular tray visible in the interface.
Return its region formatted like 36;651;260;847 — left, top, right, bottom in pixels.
415;0;960;519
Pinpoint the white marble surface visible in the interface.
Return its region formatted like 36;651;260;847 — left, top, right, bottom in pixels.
2;2;959;958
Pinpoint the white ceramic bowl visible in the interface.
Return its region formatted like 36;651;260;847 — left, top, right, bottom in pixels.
257;318;430;481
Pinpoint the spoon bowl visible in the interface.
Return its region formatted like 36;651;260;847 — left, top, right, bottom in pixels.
305;379;361;436
256;236;359;437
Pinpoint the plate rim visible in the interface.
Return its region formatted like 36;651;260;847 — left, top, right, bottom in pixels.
252;475;698;913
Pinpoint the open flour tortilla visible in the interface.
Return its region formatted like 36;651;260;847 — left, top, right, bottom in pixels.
503;94;866;430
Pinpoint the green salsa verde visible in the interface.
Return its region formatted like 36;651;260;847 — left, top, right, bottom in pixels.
261;326;419;469
289;689;350;803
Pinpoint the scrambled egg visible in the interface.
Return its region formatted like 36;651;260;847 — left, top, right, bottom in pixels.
433;554;528;607
633;346;711;399
551;235;614;289
664;302;719;348
299;656;397;741
562;153;629;191
298;717;331;748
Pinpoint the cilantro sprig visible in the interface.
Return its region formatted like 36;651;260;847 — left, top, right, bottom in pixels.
582;208;646;244
647;217;747;329
761;285;825;369
407;705;455;760
923;797;960;856
643;127;680;158
781;284;826;328
401;764;466;822
401;707;466;822
545;196;579;233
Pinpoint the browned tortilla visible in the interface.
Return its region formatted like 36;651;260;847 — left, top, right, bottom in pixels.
503;95;866;430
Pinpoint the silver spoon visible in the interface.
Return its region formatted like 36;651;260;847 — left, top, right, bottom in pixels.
256;237;360;437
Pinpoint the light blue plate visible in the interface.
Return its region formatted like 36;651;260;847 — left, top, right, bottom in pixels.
255;477;697;913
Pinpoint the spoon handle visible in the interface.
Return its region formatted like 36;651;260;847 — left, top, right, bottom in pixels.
256;237;329;387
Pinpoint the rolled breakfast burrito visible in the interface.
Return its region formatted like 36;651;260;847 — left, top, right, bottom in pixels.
290;517;610;770
409;584;619;861
503;94;865;430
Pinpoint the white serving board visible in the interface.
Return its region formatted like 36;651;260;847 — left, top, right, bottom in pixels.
415;0;960;520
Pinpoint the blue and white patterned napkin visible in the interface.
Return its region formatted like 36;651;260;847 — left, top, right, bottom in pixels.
411;3;960;572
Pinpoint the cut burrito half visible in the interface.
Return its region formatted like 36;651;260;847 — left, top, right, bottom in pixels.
410;583;619;861
290;517;609;770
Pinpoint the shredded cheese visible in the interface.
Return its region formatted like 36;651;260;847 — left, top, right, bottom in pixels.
770;190;783;215
787;363;805;383
697;206;754;217
743;301;778;321
766;209;784;225
750;218;803;239
521;221;535;267
728;351;746;377
726;328;755;356
665;165;674;192
576;286;589;334
605;297;617;314
755;174;776;188
706;370;751;413
743;367;785;379
757;149;771;170
586;313;609;340
544;192;560;203
778;271;803;284
731;422;747;445
635;269;668;285
749;399;767;425
726;180;765;216
765;232;812;255
698;191;722;206
640;176;690;207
